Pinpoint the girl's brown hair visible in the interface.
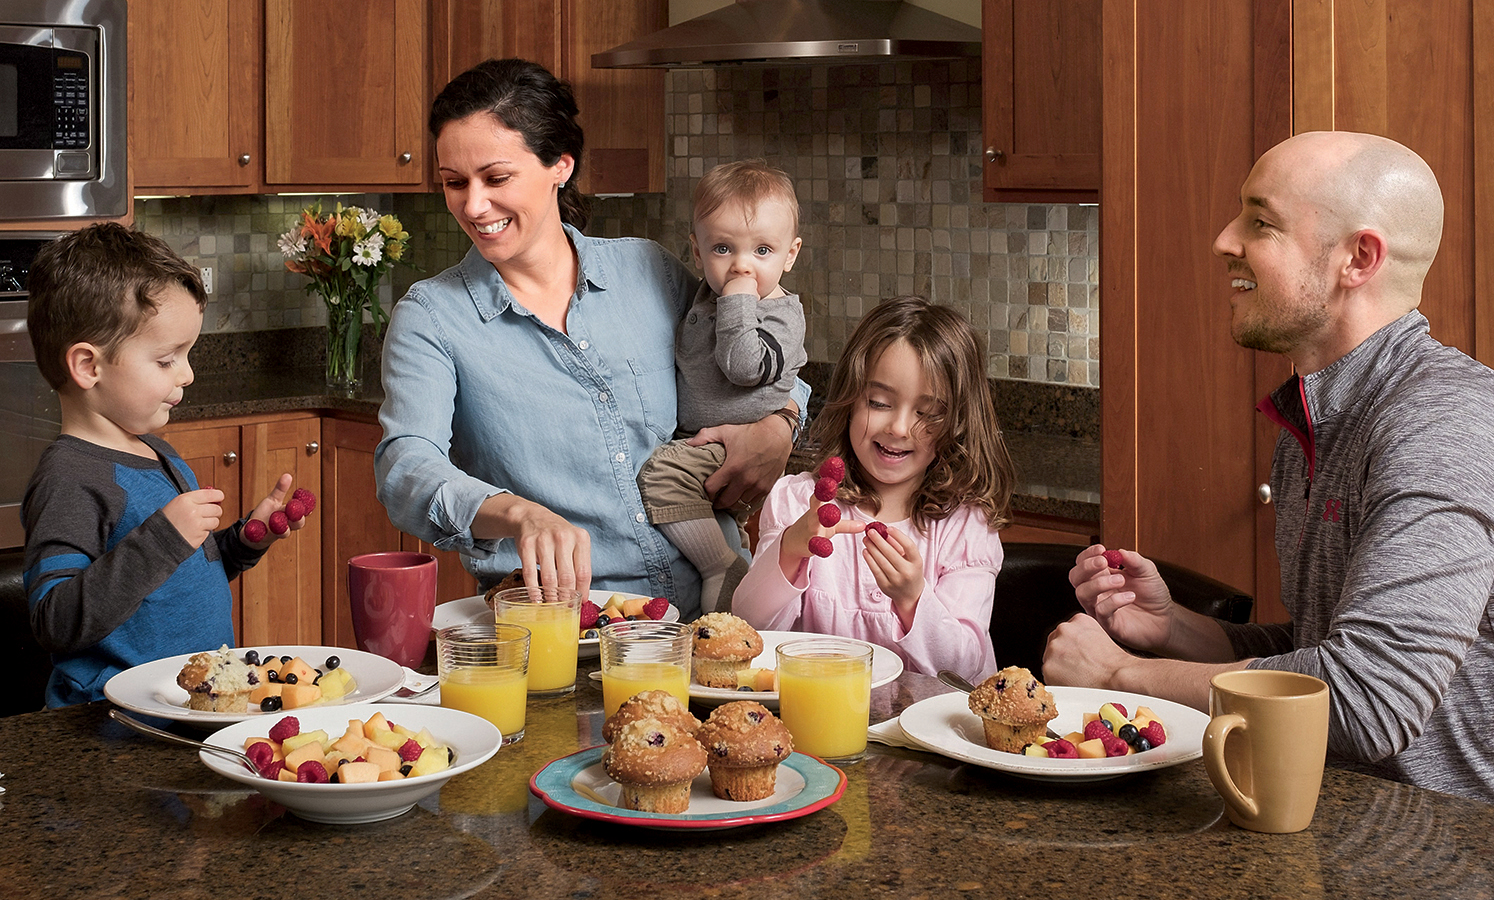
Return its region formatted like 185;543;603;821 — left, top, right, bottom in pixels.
808;296;1015;532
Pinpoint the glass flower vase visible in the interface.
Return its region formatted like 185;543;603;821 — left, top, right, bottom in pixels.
324;291;366;392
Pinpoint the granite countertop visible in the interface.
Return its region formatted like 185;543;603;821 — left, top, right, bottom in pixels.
3;669;1491;898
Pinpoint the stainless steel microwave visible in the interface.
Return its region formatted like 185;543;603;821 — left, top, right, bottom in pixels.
0;0;127;222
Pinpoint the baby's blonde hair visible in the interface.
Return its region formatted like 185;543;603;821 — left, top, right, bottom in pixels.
692;159;799;233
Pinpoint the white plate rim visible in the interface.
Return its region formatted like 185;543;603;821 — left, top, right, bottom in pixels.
432;591;677;658
897;687;1207;782
687;631;904;704
104;645;406;725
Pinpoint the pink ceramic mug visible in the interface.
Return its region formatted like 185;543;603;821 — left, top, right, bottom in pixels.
347;552;437;668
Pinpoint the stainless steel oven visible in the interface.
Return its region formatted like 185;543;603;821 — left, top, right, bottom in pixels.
0;233;62;549
0;0;127;222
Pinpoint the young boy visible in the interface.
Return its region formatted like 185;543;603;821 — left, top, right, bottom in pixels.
23;224;303;707
637;159;809;613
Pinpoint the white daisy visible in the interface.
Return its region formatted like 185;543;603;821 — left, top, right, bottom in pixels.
352;233;384;266
277;231;307;258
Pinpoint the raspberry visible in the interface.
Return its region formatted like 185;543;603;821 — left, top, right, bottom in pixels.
1102;733;1130;757
1042;739;1078;759
268;510;290;535
578;600;600;629
295;760;329;783
1102;549;1125;570
1083;718;1113;742
817;504;842;527
245;740;275;770
817;456;846;483
1140;720;1166;747
397;738;423;762
813;476;838;502
643;597;670;620
808;536;834;558
268;716;300;742
1109;702;1128;718
285;499;306;523
243;518;267;544
291;487;317;514
866;521;889;539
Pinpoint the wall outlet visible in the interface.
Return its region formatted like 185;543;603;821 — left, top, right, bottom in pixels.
200;266;213;294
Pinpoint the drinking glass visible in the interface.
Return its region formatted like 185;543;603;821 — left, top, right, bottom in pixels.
776;638;873;763
492;586;581;695
437;622;530;744
598;620;692;716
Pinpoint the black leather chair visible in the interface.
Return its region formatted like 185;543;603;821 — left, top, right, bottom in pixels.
991;542;1254;678
1;548;51;716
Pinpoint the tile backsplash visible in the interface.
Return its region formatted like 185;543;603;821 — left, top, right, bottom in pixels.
133;60;1099;387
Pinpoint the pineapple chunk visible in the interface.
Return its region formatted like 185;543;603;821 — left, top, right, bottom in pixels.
1022;743;1049;758
281;729;329;753
408;745;451;777
735;667;778;692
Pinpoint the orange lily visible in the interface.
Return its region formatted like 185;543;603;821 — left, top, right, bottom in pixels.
302;211;336;256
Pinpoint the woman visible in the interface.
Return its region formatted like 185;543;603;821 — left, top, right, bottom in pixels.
375;59;803;617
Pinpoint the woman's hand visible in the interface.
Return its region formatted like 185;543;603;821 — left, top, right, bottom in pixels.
864;524;924;624
1070;544;1176;653
480;494;592;595
692;410;796;510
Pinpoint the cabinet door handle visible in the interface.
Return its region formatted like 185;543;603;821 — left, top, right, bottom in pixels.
398;152;412;164
238;154;251;166
1257;483;1272;504
985;147;1004;163
223;451;238;465
306;441;320;455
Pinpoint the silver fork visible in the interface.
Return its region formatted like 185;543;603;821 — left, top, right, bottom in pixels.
108;709;261;774
386;680;439;702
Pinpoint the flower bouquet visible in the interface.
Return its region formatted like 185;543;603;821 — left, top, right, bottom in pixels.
278;201;410;390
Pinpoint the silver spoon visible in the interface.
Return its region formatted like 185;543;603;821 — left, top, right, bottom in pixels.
937;670;1063;740
108;709;260;774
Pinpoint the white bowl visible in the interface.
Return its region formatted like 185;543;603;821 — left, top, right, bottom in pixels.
199;703;502;824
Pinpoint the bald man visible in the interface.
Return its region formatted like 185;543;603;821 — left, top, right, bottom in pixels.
1045;132;1494;803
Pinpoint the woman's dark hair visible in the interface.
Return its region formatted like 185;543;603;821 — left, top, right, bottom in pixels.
430;58;589;230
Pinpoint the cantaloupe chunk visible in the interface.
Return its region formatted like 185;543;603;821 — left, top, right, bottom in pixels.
364;745;401;774
280;682;322;710
1063;731;1085;746
332;732;370;758
277;656;318;684
1076;738;1108;759
377;769;405;781
277;766;299;782
336;761;381;784
248;681;283;704
283;741;326;772
362;712;392;738
622;597;649;618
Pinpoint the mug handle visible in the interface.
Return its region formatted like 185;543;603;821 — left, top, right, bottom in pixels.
1202;712;1258;818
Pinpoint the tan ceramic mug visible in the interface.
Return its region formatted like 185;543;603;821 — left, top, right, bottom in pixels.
1203;669;1330;833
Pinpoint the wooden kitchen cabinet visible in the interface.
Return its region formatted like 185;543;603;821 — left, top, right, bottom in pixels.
321;417;476;650
130;0;429;194
159;412;322;644
982;0;1101;202
431;0;668;194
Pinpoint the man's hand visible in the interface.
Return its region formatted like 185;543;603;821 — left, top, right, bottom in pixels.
692;411;795;510
1042;613;1133;688
1070;544;1177;654
163;488;224;549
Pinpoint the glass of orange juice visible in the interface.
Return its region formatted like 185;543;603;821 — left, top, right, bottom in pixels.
776;638;874;763
598;620;692;716
437;622;530;744
492;586;581;695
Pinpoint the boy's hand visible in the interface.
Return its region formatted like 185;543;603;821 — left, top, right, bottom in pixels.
863;523;924;615
241;474;307;549
721;275;761;299
164;488;224;549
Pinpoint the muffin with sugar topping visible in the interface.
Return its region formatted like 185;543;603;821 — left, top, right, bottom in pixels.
175;645;257;713
602;717;708;813
967;666;1058;754
691;612;763;688
602;689;701;743
695;700;793;801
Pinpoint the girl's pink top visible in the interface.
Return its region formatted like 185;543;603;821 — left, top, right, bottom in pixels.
733;472;1002;682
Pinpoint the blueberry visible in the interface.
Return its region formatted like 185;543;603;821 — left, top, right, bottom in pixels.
260;696;282;712
284;672;298;685
737;685;754;692
596;614;612;627
697;627;712;639
581;628;600;639
244;650;260;666
280;655;292;664
1099;718;1114;732
647;731;666;747
267;670;280;683
400;764;413;776
1136;736;1153;752
313;674;322;685
1118;723;1140;744
324;655;340;670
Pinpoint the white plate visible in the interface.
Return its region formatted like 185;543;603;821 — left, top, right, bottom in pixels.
897;687;1208;782
687;631;904;707
104;645;406;726
432;591;677;659
199;704;501;824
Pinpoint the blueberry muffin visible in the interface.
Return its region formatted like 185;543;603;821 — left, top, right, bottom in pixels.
966;666;1058;754
691;612;764;688
695;700;793;801
602;718;708;813
175;645;257;713
602;689;701;743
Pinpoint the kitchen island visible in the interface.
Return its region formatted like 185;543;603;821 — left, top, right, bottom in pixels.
2;669;1489;899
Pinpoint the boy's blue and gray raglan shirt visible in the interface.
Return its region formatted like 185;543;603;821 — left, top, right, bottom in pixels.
1218;310;1494;803
22;433;265;707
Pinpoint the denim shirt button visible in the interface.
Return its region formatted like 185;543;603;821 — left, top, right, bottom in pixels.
578;340;590;350
599;391;609;402
614;452;626;463
635;513;646;523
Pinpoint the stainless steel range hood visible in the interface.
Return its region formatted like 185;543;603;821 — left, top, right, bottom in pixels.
592;0;980;69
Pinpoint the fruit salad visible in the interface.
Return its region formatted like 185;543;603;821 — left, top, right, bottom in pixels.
240;650;357;713
1021;701;1168;759
242;711;454;783
579;593;671;638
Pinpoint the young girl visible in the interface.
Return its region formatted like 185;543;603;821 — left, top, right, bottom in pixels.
733;296;1015;682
